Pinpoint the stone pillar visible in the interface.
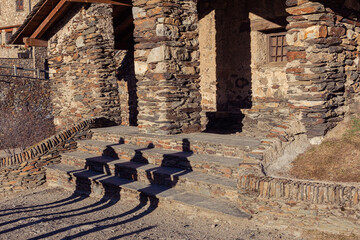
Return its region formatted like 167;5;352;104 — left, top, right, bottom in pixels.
48;4;121;129
132;0;202;135
285;0;348;143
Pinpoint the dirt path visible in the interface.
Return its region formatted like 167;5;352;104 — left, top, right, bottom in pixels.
0;187;310;240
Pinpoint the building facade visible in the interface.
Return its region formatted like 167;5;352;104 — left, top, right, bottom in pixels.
9;0;360;145
0;0;46;72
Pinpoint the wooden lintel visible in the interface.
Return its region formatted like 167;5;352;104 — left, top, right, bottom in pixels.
23;37;48;48
251;19;285;31
30;0;69;39
67;0;131;6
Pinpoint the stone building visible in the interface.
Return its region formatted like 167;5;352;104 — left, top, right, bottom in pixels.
9;0;360;149
4;0;360;219
0;0;46;71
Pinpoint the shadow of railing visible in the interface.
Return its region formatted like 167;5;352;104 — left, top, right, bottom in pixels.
28;194;159;240
0;137;196;239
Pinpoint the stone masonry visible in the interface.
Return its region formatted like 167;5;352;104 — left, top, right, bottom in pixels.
285;0;360;142
48;4;121;130
132;0;202;134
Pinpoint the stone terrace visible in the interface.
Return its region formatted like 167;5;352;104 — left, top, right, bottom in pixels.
46;125;265;218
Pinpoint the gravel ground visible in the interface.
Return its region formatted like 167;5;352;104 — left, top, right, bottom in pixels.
0;187;307;240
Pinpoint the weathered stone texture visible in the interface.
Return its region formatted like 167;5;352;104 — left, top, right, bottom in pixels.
133;0;202;134
239;174;360;209
0;119;93;195
0;58;33;76
48;4;121;130
285;0;360;141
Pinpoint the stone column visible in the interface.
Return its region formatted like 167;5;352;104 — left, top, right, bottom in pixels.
285;0;348;143
132;0;202;135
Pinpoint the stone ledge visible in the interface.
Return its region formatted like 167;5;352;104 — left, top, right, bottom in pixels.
239;175;360;208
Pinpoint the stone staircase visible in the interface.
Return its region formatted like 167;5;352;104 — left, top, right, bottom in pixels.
46;126;264;219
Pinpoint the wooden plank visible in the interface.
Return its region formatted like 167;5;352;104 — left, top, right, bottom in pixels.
30;0;70;39
250;19;284;31
0;25;21;30
67;0;132;6
23;37;48;47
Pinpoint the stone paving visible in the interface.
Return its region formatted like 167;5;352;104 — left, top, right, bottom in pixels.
0;187;306;240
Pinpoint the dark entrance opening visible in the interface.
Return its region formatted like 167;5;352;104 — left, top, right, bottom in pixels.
113;5;138;126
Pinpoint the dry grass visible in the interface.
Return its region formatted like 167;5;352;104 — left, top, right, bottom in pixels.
290;118;360;182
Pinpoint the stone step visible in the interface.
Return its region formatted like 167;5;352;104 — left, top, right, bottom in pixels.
45;164;250;220
76;139;252;179
90;126;263;161
61;151;239;202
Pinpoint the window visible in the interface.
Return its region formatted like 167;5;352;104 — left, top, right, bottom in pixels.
16;0;24;12
268;32;287;63
6;32;12;43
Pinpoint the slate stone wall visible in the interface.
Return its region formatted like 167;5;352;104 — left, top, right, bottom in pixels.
0;58;33;77
132;0;202;135
48;4;121;130
239;174;360;209
0;119;94;195
285;0;360;141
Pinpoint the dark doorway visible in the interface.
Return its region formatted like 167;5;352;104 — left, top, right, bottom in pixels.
113;5;138;126
198;0;251;133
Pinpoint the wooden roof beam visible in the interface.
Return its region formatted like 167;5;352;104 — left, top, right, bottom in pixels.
11;0;61;44
23;37;48;48
30;0;70;39
67;0;132;6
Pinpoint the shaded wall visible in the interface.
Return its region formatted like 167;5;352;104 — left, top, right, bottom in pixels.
114;49;138;126
198;0;288;131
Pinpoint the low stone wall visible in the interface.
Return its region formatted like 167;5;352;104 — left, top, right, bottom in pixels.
0;140;75;195
239;175;360;209
0;119;95;195
0;119;94;168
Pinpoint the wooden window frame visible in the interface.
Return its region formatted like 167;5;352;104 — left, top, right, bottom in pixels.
16;0;24;12
267;31;287;64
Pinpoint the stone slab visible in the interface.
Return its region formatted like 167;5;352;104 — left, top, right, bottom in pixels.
46;164;250;219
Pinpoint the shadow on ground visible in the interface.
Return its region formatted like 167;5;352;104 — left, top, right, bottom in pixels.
0;138;195;239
